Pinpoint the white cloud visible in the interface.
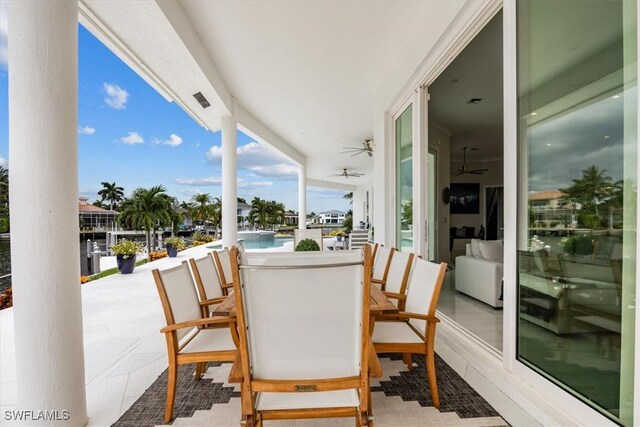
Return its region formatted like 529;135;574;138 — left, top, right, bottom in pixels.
154;134;183;147
0;0;7;68
0;156;7;168
78;126;96;135
103;83;129;109
206;141;297;178
238;180;273;189
175;176;222;186
120;131;144;145
174;176;273;189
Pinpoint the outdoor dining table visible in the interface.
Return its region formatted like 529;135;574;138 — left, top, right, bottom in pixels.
211;284;399;382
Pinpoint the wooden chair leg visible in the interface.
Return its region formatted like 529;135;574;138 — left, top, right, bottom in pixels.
195;362;206;380
402;353;413;370
426;350;439;409
164;360;178;423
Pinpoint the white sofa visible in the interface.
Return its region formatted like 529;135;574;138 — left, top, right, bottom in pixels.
455;243;503;308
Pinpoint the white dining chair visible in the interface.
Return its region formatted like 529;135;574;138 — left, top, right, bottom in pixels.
152;262;237;423
229;246;374;426
188;253;226;317
383;250;414;310
371;244;393;289
372;257;446;408
212;247;234;295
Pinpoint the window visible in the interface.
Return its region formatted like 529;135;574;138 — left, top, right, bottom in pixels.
516;1;637;423
395;104;413;253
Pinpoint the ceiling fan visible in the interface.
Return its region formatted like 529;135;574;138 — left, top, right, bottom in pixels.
340;139;374;157
329;168;365;178
453;146;489;176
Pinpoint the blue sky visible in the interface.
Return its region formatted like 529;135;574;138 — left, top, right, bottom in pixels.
0;18;349;214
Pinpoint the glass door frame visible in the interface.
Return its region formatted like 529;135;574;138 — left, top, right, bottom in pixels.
503;1;639;425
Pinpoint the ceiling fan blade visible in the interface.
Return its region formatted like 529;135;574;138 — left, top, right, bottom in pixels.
350;151;363;157
470;169;489;172
453;171;464;176
468;171;485;175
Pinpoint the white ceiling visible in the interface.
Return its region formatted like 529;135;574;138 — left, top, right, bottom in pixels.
177;0;465;185
429;11;503;162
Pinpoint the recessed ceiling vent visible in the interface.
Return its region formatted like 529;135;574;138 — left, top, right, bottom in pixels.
193;92;211;109
466;98;484;104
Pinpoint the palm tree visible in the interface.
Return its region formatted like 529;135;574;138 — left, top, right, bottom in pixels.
250;197;270;229
118;185;172;253
267;201;285;229
210;197;222;237
343;191;353;204
560;165;613;217
98;181;125;211
191;193;213;234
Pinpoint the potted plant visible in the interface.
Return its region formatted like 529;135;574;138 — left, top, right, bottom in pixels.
295;238;321;252
111;239;143;274
165;236;186;257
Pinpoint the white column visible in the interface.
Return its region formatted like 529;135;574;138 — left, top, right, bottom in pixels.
221;106;238;248
9;2;87;425
298;165;307;229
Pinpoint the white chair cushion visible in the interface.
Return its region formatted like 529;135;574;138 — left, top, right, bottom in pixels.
179;327;235;354
372;321;423;344
385;251;410;295
479;240;503;263
194;255;223;299
372;246;392;282
470;239;482;258
256;389;359;410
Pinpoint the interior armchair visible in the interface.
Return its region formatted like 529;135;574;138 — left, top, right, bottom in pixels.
228;246;375;426
152;262;238;423
373;258;447;408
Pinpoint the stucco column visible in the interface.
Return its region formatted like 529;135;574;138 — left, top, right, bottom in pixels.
298;165;307;229
8;2;87;425
221;109;238;248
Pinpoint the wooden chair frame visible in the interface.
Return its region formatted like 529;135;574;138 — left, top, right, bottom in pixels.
189;253;228;318
382;251;414;312
373;261;446;408
212;248;234;296
153;262;238;423
229;246;374;426
371;245;394;290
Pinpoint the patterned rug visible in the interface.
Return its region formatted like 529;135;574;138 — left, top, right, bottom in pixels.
114;354;508;426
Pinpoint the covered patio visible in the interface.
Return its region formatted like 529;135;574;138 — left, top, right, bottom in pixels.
4;0;636;426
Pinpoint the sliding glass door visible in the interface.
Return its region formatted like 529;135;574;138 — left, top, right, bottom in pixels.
516;0;636;423
396;104;413;253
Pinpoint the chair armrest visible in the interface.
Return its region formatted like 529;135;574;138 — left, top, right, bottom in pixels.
199;297;226;306
383;291;406;301
377;312;440;323
371;278;385;285
368;339;383;378
228;353;243;383
160;316;232;333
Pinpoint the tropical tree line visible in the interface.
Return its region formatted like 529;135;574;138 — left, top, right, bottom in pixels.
249;197;286;230
559;165;625;229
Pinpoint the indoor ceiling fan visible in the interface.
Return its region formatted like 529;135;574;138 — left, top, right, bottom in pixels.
329;168;365;178
453;146;489;176
340;139;374;157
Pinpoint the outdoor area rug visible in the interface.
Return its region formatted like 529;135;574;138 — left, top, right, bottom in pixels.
113;353;508;426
